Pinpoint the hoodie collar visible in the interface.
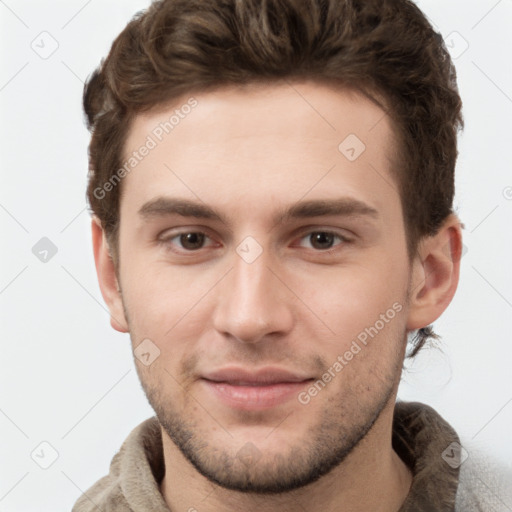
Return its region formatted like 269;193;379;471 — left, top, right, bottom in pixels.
394;401;461;511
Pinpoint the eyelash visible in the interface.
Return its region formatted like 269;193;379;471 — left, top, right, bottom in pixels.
158;229;351;255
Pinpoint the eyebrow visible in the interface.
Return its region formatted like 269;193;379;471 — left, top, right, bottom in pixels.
277;198;379;223
138;197;379;225
139;197;224;222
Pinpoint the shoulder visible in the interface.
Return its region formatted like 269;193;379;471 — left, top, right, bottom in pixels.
455;440;512;512
71;417;164;512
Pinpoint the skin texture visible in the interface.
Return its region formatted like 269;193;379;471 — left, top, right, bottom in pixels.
92;81;462;512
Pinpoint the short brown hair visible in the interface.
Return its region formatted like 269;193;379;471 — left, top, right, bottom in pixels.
83;0;463;356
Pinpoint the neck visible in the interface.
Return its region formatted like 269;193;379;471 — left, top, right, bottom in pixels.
159;402;413;512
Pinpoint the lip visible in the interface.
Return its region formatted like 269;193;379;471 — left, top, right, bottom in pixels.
200;367;314;410
202;367;312;384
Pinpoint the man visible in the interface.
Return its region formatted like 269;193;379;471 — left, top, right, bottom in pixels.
74;0;511;510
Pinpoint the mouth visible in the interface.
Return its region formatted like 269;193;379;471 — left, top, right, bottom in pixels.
200;367;315;410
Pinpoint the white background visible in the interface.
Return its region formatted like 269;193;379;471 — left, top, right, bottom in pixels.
1;1;511;510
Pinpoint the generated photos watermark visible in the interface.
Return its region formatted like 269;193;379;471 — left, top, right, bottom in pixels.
298;301;403;405
93;97;198;200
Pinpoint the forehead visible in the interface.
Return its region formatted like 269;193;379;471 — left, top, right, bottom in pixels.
121;81;400;220
127;81;393;152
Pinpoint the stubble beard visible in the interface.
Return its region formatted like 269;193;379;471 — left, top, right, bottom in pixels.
137;358;400;494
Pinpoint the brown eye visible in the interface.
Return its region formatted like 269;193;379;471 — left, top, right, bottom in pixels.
309;232;336;250
179;232;206;250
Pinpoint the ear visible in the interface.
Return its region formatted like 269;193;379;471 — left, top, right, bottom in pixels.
91;217;129;333
406;214;463;330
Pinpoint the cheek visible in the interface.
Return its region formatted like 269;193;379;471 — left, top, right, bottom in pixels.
120;258;220;341
293;256;409;349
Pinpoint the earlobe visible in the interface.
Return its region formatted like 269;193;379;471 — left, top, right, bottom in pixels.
406;215;463;331
91;217;129;333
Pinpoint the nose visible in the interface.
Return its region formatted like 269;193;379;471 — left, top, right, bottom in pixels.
212;246;294;344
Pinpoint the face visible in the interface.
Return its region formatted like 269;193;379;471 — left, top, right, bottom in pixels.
114;82;413;492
